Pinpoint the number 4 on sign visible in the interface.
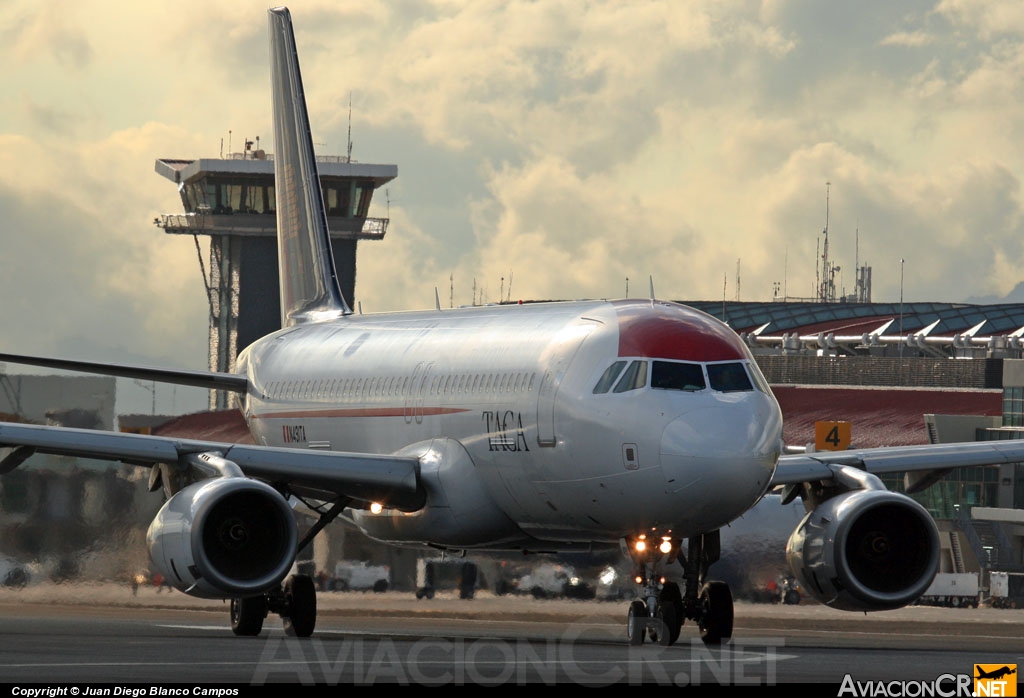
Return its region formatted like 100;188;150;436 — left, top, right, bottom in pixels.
815;421;851;451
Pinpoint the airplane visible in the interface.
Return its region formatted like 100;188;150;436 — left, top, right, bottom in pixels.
3;5;1024;646
975;667;1017;680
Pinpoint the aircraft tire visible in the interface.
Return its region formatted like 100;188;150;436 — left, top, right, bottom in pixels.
230;596;267;636
698;581;733;646
627;600;647;646
282;574;317;637
660;582;685;639
655;601;678;646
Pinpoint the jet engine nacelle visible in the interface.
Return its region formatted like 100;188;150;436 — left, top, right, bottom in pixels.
147;477;298;599
785;489;939;611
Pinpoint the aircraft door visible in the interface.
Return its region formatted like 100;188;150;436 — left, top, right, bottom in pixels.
536;325;590;447
404;361;433;425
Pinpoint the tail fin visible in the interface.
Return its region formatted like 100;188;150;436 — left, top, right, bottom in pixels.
268;7;350;326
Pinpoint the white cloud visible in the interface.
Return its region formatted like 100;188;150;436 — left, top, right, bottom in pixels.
1;0;1024;415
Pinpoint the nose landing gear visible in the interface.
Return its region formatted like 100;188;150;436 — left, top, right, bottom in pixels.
622;530;732;646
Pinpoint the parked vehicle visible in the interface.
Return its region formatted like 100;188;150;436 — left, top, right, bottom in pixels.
988;571;1015;608
917;572;978;607
415;558;478;599
332;561;389;592
515;563;595;600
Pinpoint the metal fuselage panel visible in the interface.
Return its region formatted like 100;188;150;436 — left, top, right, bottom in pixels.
240;300;783;545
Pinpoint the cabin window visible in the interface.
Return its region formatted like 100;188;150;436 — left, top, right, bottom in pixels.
707;362;754;392
593;361;628;394
613;360;648;393
652;361;706;392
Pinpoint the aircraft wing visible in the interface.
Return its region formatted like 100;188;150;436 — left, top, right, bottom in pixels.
0;421;422;510
772;440;1024;489
0;352;247;394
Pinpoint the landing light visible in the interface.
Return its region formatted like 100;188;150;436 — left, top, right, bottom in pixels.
370;502;383;514
634;540;647;553
659;539;673;555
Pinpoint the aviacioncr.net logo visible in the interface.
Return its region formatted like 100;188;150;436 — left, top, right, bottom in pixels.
974;664;1017;697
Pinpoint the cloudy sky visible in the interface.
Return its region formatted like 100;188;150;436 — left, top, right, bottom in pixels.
2;0;1024;414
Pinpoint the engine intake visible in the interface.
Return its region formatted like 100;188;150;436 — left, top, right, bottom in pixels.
147;477;297;598
786;489;939;611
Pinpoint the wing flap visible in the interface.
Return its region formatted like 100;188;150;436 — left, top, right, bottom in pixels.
0;421;421;510
771;440;1024;487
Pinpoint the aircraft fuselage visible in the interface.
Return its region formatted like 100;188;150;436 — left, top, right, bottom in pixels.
240;299;783;549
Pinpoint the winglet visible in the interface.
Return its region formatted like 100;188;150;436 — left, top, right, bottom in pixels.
269;7;351;326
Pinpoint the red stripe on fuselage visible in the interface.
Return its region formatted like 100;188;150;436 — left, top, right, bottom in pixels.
615;301;746;361
251;406;471;420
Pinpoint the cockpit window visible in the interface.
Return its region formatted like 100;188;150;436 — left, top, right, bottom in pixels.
593;361;627;394
652;361;706;391
613;360;648;393
747;362;774;396
707;362;754;392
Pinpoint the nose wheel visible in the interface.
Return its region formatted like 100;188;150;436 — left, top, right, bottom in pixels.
627;600;647;646
697;580;733;645
622;531;732;646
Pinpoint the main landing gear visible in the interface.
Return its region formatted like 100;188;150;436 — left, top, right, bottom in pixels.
230;572;318;637
623;530;733;647
229;495;350;637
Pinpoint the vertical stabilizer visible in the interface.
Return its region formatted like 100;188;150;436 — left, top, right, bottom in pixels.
268;7;350;326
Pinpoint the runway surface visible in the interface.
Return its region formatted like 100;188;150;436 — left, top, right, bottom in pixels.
0;583;1021;686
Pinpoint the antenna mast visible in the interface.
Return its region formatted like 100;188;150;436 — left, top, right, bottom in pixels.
346;93;353;162
818;182;830;301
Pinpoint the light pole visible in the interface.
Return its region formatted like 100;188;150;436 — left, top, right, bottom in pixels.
899;259;905;383
899;259;904;339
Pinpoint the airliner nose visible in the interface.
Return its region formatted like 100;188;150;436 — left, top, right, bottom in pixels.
659;396;781;526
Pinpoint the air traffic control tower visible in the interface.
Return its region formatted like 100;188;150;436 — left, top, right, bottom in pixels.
154;147;396;408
